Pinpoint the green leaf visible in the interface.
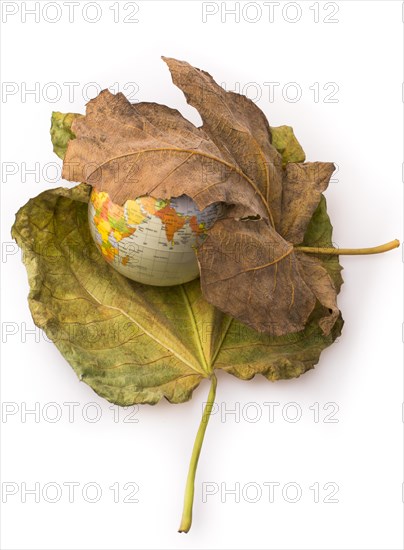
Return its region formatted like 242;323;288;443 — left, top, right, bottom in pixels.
50;112;81;159
11;184;343;405
270;125;306;166
302;195;344;292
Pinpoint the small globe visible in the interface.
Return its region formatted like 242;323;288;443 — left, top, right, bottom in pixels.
88;189;223;286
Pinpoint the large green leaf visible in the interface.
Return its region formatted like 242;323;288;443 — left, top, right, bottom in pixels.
11;183;343;405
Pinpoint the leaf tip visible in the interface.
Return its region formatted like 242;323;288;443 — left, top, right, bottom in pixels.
161;55;175;66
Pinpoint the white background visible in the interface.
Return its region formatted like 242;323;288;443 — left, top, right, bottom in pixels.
1;1;403;549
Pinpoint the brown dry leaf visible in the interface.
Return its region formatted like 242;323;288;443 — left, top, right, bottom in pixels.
162;57;284;227
62;57;338;336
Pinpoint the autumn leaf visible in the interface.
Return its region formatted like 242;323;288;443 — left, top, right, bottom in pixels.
60;57;340;336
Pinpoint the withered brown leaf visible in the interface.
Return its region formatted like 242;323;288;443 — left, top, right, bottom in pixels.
62;57;338;336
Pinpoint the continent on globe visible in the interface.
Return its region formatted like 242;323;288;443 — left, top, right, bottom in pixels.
88;189;224;286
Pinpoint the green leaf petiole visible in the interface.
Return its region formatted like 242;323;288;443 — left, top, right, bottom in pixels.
178;373;217;533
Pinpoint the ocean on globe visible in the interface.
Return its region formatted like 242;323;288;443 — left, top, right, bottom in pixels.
88;189;223;286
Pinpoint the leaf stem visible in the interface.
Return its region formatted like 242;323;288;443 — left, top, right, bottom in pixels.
295;239;399;255
178;374;217;533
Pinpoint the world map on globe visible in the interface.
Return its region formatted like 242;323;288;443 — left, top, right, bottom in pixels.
88;189;223;286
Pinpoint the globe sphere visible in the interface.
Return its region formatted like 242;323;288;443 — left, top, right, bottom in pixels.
88;189;223;286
